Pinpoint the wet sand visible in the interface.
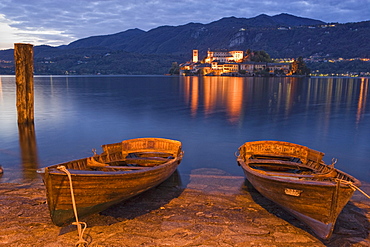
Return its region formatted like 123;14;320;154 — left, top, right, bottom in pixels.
0;168;369;247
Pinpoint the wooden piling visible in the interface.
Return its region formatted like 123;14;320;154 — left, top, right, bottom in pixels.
14;43;34;124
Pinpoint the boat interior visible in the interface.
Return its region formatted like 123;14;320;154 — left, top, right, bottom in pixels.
87;151;176;171
246;155;357;182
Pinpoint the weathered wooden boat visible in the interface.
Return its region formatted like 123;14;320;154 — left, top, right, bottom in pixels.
38;138;183;226
236;140;361;239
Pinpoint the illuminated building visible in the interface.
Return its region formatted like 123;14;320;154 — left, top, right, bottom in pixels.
179;49;292;76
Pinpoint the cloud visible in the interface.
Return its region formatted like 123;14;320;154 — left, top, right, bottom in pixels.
0;0;369;50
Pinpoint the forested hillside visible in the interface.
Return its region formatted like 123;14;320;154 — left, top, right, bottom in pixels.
0;13;369;75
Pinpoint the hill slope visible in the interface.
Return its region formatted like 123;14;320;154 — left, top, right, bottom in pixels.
0;13;369;75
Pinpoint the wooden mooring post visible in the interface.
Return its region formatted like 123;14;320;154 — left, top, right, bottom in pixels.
14;43;34;124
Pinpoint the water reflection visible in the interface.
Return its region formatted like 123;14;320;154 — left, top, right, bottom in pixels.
181;76;244;124
357;78;368;125
0;75;369;183
18;123;39;179
0;76;3;102
183;76;199;117
180;76;369;127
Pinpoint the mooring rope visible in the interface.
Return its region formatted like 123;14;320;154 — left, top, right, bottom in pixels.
349;183;370;199
336;178;370;199
57;166;88;247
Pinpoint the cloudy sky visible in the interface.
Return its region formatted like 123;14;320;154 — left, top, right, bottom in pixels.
0;0;369;50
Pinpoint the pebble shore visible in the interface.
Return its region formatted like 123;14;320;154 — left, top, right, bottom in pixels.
0;168;369;247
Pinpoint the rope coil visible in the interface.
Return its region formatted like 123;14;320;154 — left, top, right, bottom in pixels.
57;166;88;247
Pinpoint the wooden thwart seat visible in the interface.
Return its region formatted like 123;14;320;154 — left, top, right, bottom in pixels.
249;159;313;170
127;152;174;158
86;156;169;170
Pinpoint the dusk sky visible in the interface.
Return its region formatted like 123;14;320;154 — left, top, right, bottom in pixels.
1;0;369;50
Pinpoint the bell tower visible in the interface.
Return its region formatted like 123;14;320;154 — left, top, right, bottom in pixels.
192;50;198;63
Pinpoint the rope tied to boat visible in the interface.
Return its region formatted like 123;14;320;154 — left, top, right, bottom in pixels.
57;165;88;247
335;178;370;199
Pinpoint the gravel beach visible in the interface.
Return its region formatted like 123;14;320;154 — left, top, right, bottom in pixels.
0;168;369;247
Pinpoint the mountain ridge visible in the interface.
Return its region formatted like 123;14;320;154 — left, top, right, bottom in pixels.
0;13;369;75
64;13;326;52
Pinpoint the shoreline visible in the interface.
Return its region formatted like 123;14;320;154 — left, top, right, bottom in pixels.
0;168;369;246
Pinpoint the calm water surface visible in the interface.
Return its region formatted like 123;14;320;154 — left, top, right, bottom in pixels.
0;75;369;184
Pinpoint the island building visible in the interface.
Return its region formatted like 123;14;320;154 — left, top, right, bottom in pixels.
180;49;291;76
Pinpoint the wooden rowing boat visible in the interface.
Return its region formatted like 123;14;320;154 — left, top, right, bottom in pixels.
38;138;183;226
236;140;361;239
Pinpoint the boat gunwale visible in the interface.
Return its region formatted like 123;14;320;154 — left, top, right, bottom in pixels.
44;158;180;176
237;158;358;187
39;137;184;177
236;140;361;187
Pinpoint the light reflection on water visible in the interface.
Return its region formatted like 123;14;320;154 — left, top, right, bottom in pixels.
0;75;369;183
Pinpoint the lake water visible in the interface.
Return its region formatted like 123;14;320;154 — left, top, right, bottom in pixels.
0;75;369;184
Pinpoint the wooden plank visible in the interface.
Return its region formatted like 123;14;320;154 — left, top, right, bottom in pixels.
125;157;169;163
128;152;173;157
86;157;159;169
92;166;149;170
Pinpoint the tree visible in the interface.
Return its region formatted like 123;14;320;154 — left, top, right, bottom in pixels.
250;50;273;62
168;62;179;75
291;56;310;75
243;49;252;62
